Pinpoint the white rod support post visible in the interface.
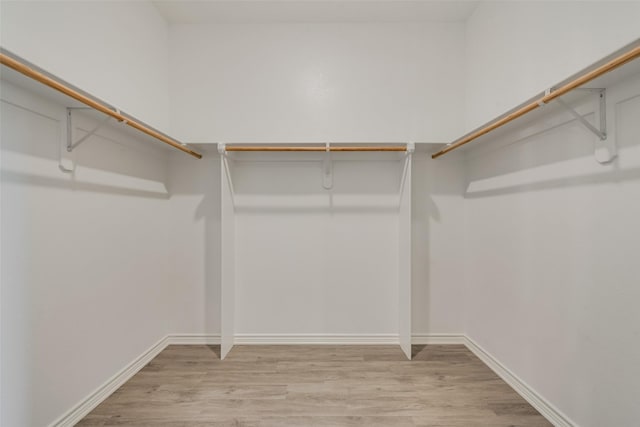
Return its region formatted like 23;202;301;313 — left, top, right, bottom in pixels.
218;142;226;155
398;148;412;360
220;152;235;360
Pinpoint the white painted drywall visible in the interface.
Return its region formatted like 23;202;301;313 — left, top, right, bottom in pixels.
165;20;469;338
412;150;466;335
463;3;640;425
166;148;221;337
0;79;172;426
464;1;640;133
232;153;403;336
0;0;171;132
166;147;467;338
154;0;479;24
168;22;465;143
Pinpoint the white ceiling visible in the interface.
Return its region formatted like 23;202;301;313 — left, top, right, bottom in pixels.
153;1;479;24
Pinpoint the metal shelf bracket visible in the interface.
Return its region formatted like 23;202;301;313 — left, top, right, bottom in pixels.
553;88;615;164
555;88;607;141
66;107;112;152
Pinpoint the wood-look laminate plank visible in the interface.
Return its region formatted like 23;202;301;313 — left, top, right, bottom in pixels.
78;345;551;426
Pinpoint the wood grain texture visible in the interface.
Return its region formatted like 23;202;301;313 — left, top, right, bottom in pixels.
78;345;551;426
225;146;407;152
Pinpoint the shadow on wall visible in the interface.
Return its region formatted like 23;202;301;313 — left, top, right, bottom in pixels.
411;152;434;336
1;84;174;426
166;148;221;336
195;156;221;338
465;85;640;198
228;152;408;214
411;150;466;335
1;97;170;199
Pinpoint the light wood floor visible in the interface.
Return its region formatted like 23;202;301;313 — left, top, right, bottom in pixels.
78;345;551;426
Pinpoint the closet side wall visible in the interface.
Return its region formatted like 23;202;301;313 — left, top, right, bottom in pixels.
0;0;171;132
463;3;640;426
464;0;640;133
0;82;173;427
1;2;175;425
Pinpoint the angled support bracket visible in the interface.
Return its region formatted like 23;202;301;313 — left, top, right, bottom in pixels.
66;107;112;152
552;88;614;164
555;88;607;141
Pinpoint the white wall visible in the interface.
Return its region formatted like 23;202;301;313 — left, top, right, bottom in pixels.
166;20;469;338
169;22;465;143
167;148;221;336
232;153;403;337
464;1;640;132
463;3;640;425
412;150;466;335
0;0;171;132
166;147;467;338
0;80;173;426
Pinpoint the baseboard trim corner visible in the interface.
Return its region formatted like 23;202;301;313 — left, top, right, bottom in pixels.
412;333;465;345
169;333;221;345
463;336;575;427
50;335;169;427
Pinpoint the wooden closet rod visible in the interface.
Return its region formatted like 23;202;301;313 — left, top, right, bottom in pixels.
432;43;640;159
0;51;202;159
225;145;408;152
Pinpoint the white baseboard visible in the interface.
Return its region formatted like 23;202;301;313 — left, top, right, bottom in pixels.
169;333;221;345
50;335;170;427
411;333;465;345
234;333;399;345
463;336;575;427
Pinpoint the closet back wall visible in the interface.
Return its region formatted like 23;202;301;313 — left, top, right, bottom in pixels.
231;153;404;338
166;21;468;339
168;22;465;143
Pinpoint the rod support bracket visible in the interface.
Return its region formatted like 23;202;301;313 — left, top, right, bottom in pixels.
406;142;415;154
66;107;111;152
555;88;614;163
538;88;552;107
555;88;607;140
218;142;226;155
